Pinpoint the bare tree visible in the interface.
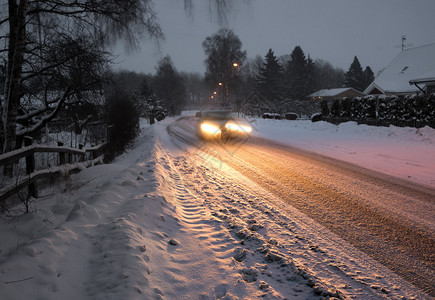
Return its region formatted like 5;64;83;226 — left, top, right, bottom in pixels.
314;59;345;90
0;0;163;157
0;0;245;158
202;28;247;107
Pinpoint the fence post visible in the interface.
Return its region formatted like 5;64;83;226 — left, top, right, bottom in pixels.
24;136;37;198
79;144;85;162
90;144;95;160
58;141;65;165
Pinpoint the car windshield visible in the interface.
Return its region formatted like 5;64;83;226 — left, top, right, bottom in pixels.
201;111;231;120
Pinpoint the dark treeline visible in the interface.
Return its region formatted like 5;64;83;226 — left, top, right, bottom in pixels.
252;47;374;114
113;37;374;118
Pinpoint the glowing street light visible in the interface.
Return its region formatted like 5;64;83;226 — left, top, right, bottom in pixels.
233;62;239;68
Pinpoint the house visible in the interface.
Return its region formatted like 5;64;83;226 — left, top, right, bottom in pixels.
409;69;435;94
364;42;435;95
309;88;363;101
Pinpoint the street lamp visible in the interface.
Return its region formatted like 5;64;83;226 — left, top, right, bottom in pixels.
220;63;240;109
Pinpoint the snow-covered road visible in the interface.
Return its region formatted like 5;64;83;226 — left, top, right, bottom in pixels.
168;116;435;296
0;116;433;299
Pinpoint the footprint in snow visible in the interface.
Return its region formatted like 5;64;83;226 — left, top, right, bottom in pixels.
168;239;179;246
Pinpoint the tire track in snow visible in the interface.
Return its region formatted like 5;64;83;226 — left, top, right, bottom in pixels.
155;136;338;298
165;118;430;299
164;128;362;298
211;139;435;296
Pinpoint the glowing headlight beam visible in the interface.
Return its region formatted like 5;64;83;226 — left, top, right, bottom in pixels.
200;122;221;135
225;122;252;133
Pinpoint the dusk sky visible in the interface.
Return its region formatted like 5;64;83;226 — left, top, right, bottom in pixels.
115;0;435;76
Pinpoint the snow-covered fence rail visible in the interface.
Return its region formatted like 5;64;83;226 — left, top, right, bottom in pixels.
0;137;106;203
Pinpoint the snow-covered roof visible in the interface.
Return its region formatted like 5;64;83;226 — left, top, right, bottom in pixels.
309;87;363;98
364;42;435;95
409;69;435;84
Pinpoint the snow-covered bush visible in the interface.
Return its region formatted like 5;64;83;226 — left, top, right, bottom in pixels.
330;99;341;117
340;98;352;118
324;94;434;128
310;112;322;122
285;112;298;120
320;99;329;117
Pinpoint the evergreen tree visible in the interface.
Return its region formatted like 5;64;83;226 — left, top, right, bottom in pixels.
285;46;307;100
344;56;364;91
140;78;153;98
304;55;317;96
154;55;186;116
363;66;375;91
255;49;285;102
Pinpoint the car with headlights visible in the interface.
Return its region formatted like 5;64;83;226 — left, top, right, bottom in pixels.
197;110;252;140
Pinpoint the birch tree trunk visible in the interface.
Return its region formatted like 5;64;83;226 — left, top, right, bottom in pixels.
2;0;28;176
3;0;28;155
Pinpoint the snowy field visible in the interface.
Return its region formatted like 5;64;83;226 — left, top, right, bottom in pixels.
0;114;433;299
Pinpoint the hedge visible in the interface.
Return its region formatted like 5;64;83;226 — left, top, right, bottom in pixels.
320;94;435;128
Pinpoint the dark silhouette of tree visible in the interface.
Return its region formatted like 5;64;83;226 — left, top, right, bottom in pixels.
255;49;285;102
202;28;247;104
344;56;365;91
153;55;186;116
304;55;317;96
181;72;208;109
363;66;375;91
285;46;307;100
314;59;345;90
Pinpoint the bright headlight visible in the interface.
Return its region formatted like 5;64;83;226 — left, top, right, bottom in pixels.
200;122;221;135
225;122;252;133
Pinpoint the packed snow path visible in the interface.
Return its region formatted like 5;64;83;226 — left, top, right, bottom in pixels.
0;117;433;299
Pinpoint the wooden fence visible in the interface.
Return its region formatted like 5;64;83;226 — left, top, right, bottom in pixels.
0;136;106;203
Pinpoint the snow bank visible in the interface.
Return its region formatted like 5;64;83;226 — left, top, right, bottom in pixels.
253;119;435;187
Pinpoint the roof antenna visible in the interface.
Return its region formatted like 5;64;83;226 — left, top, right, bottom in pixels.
401;35;406;51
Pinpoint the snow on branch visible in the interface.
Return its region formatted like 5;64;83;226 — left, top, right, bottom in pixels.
17;87;71;138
